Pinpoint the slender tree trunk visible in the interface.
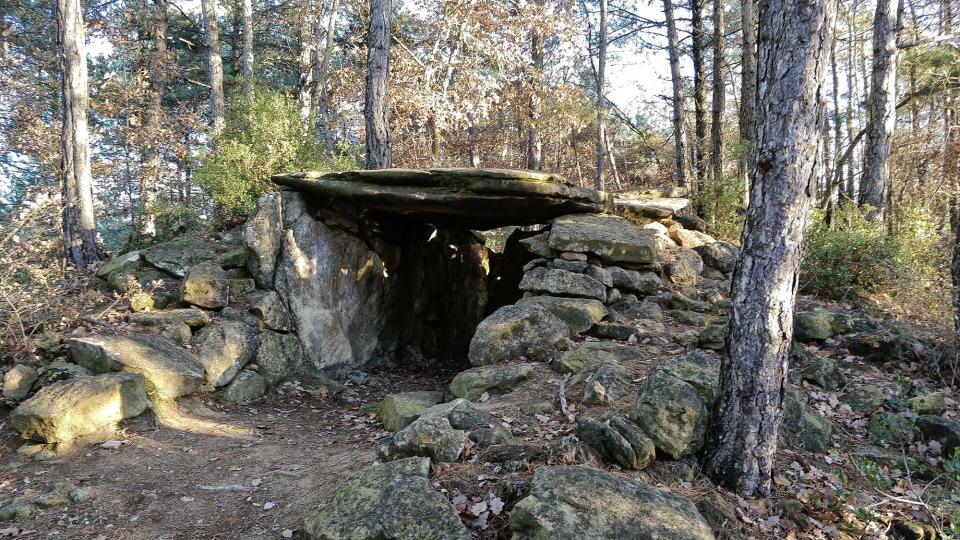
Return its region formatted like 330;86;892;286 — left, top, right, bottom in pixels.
364;0;392;169
692;0;708;210
709;0;725;196
315;0;339;150
663;0;686;187
825;41;843;220
241;0;253;101
141;0;168;241
527;3;545;171
703;0;836;497
58;0;101;267
861;0;903;221
595;0;608;190
738;0;756;206
845;2;857;202
200;0;226;135
297;0;315;127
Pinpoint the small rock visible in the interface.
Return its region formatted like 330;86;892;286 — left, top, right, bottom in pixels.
181;262;230;309
582;362;630;405
3;365;38;401
450;363;535;401
783;386;833;452
216;370;267;403
907;392;946;415
160;322;192;345
377;391;445;432
915;415;960;457
800;355;844;390
0;497;34;521
867;412;915;447
698;324;727;350
839;384;887;414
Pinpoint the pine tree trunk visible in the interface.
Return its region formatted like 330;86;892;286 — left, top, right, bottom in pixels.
709;0;725;197
595;0;608;190
141;0;168;240
844;3;857;202
527;4;545;171
692;0;708;210
241;0;253;101
703;0;836;497
861;0;903;221
315;0;339;150
364;0;392;169
297;0;315;127
58;0;101;267
200;0;225;135
738;0;756;206
663;0;686;187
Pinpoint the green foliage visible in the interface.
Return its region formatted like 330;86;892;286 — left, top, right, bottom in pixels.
800;203;941;298
151;197;207;243
195;90;356;221
700;173;746;240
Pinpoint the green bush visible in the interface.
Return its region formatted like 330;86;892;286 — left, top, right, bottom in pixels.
800;203;941;298
195;90;355;221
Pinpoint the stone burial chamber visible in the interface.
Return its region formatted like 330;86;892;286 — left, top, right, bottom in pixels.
255;168;617;376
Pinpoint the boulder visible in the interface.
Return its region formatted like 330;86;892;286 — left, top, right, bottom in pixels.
377;391;445;432
141;237;221;278
609;298;663;321
243;191;284;288
548;214;659;266
675;214;707;232
698;324;727;350
181;262;229;309
217;248;248;269
664;247;703;290
128;308;211;328
255;330;304;385
582;361;631;405
867;412;915;447
552;346;619;374
228;278;256;299
908;393;947;415
519;266;606;301
160;322;192;345
274;168;613;230
606;266;661;295
510;465;714;540
577;412;655;470
468;304;569;366
516;296;606;333
673;310;709;327
915;415;960;457
302;457;470;540
216;370;267;403
800;355;844;391
695;241;739;273
247;290;292;332
668;291;713;312
450;363;535;400
629;371;710;459
660;351;721;403
794;310;853;341
839;384;887;414
194;320;259;387
671;228;716;249
34;361;91;389
67;334;205;400
585;265;613;287
783;387;833;452
378;399;508;462
9;373;148;443
3;365;38;401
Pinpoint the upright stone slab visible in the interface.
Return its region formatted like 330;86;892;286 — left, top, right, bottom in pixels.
67;334;205;399
194;320;259;387
244;192;284;288
10;373;148;443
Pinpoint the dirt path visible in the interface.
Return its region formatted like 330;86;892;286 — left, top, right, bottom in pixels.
0;371;451;539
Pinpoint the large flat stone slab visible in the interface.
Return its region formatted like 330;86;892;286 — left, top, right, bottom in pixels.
615;196;690;218
548;214;659;266
67;334;205;400
9;373;148;443
272;168;614;229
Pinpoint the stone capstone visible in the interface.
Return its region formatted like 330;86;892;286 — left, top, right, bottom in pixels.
468;304;569;366
9;373;148;443
450;363;535;400
194;320;259;387
548;214;659;267
510;465;714;540
302;457;471;540
67;334;204;400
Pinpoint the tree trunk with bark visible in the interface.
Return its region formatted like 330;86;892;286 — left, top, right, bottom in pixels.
709;0;725;195
738;0;756;205
297;0;315;127
692;0;708;209
241;0;253;101
315;0;339;150
58;0;101;267
703;0;836;497
527;4;545;171
140;0;168;240
200;0;226;135
663;0;686;187
861;0;903;221
595;0;608;190
364;0;392;169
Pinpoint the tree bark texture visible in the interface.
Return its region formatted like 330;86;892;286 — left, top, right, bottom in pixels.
738;0;756;204
861;0;902;221
663;0;686;187
364;0;392;169
297;0;315;127
200;0;226;135
692;0;708;206
315;0;340;150
710;0;725;192
703;0;836;497
594;0;608;190
527;5;545;171
241;0;254;101
140;0;169;240
58;0;101;267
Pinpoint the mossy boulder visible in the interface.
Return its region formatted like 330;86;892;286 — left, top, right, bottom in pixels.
577;412;655;470
916;415;960;457
516;296;606;333
450;363;535;400
303;457;470;540
908;392;946;415
255;331;304;385
194;320;259;387
216;370;267;403
551;346;619;375
582;361;631;405
794;310;853;341
468;304;569;366
181;262;230;309
867;412;915;447
377;391;445;432
629;370;710;459
839;383;887;414
377;399;509;462
800;355;844;390
783;387;833;452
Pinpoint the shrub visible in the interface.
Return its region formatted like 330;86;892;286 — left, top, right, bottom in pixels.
195;90;356;221
800;203;942;299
